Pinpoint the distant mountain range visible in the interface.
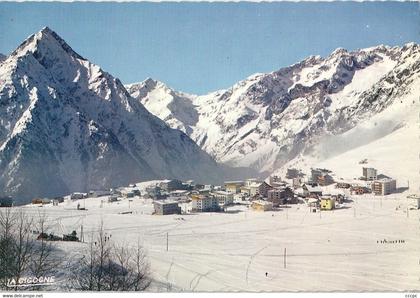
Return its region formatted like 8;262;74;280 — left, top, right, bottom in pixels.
1;27;418;202
0;27;250;203
126;43;420;177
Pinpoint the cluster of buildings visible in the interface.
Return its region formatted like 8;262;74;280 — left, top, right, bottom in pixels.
27;184;142;208
295;183;344;211
0;164;405;215
306;167;398;197
149;179;234;215
70;185;141;201
357;167;397;196
145;179;194;201
225;177;297;209
150;176;301;215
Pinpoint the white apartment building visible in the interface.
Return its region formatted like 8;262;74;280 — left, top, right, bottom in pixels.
371;178;396;195
211;191;234;206
191;195;220;212
363;167;378;181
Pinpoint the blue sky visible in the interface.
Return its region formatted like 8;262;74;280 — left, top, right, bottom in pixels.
0;2;419;94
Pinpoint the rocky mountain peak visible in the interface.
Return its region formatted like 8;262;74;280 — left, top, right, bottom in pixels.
0;27;242;203
11;27;85;62
127;43;420;174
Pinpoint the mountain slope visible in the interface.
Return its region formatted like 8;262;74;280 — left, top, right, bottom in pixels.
126;78;198;135
127;44;419;176
274;91;420;191
0;27;229;203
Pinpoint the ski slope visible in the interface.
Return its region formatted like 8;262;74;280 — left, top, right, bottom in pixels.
20;192;420;292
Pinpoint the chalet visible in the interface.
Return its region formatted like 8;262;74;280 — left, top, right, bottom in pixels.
295;187;306;197
240;186;251;196
267;187;295;206
145;185;165;199
249;183;260;197
302;184;322;198
32;198;51;205
71;192;86;200
320;197;335;210
245;178;262;187
198;188;212;195
260;182;274;197
311;168;323;183
310;168;332;184
371;178;396;195
194;184;205;190
108;195;119;202
307;198;319;208
351;185;371;195
318;174;334;186
120;188;135;198
251;200;273;212
110;188;121;195
286;168;300;179
269;175;282;185
266;189;284;206
0;196;13;207
159;179;187;192
336;182;351;189
332;194;345;204
270;181;288;188
184;180;195;187
203;185;215;191
153;201;181;215
407;194;420;209
88;190;111;198
249;182;273;197
292;178;302;189
224;181;244;194
169;190;189;197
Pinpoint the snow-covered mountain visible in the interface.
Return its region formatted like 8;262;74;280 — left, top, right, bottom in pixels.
126;78;198;135
127;43;420;177
0;27;237;203
0;53;6;63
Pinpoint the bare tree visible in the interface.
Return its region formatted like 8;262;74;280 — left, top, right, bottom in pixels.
13;210;34;286
0;208;34;289
29;212;61;283
0;208;18;289
0;208;60;291
111;240;151;291
71;222;151;291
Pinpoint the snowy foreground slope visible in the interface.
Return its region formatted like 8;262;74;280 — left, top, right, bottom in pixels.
22;193;420;292
127;43;420;181
0;27;239;203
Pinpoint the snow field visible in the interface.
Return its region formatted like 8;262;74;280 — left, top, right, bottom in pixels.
21;192;420;292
